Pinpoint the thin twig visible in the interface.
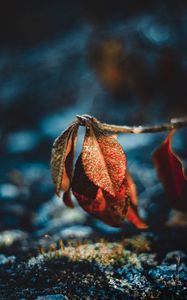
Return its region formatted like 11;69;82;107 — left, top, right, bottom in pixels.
76;115;187;134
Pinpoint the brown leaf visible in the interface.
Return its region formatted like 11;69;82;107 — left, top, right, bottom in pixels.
50;122;78;196
153;130;187;212
82;126;126;196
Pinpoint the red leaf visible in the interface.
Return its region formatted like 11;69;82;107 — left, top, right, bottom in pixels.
103;174;147;228
153;130;187;212
51;119;147;228
125;174;148;229
82;126;126;196
126;206;148;229
72;155;147;228
126;172;138;207
63;190;74;209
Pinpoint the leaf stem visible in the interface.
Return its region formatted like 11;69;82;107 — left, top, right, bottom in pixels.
76;115;187;134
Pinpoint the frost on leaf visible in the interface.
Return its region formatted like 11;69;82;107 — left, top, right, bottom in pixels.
153;130;187;212
82;126;126;196
50;122;78;198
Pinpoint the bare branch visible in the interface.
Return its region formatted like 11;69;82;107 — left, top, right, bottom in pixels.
76;114;187;134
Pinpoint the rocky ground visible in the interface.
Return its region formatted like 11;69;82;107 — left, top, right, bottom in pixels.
0;198;187;300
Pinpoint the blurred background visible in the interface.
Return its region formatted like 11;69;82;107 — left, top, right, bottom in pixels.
0;0;187;238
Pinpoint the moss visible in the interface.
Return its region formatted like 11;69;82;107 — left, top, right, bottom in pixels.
37;239;125;266
124;235;151;253
33;235;151;268
4;235;186;300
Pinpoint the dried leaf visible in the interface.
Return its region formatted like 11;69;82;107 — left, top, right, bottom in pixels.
72;155;147;228
126;172;138;207
50;122;78;196
72;155;99;203
82;126;126;196
126;206;148;229
72;155;123;227
51;117;147;228
104;174;147;228
63;190;74;208
153;130;187;212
